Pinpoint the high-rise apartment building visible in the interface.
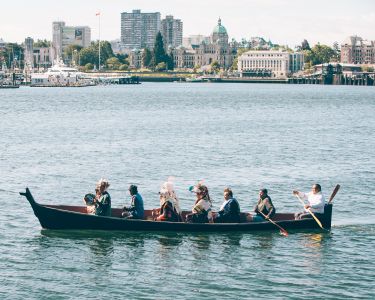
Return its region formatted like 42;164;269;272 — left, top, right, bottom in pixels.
161;15;183;48
121;10;161;50
52;21;91;59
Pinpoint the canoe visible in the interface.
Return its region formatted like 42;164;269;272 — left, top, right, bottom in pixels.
20;188;333;232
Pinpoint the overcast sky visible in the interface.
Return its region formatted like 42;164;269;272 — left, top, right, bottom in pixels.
1;0;374;47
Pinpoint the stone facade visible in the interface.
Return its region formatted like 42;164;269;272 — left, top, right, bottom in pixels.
341;36;375;64
173;18;235;70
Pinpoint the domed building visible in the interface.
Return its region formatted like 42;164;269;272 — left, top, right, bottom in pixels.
211;18;228;46
172;18;236;70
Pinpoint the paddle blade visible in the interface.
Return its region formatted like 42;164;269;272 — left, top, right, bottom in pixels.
328;184;340;204
280;230;289;237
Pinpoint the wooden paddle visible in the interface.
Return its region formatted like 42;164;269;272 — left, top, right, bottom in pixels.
258;211;288;237
328;184;340;204
295;194;325;230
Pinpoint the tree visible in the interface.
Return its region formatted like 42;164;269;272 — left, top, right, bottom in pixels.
166;52;174;70
301;39;311;51
155;62;167;71
63;44;83;64
84;63;94;71
33;39;51;48
119;64;129;71
106;57;121;70
231;48;248;70
210;61;220;73
304;44;336;66
153;32;167;66
142;48;153;68
78;41;115;68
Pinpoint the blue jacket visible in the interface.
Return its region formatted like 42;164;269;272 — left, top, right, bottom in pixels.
216;197;240;223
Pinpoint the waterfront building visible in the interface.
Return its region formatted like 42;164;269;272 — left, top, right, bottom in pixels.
161;15;183;48
238;50;304;78
341;36;375;64
173;18;236;70
52;21;91;59
121;9;161;50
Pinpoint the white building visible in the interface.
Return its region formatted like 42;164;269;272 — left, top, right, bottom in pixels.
238;50;304;78
161;15;183;48
52;21;91;59
121;10;161;50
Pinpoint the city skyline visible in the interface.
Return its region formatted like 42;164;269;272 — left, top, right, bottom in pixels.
1;0;374;47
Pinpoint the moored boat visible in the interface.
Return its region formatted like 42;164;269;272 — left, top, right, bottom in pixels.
21;188;334;232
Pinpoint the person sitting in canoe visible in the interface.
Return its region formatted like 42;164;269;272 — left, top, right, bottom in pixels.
186;183;213;223
122;185;144;219
155;180;182;222
252;188;275;222
213;187;240;223
293;184;325;219
84;178;111;216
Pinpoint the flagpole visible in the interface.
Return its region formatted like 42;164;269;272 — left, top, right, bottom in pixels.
97;12;101;71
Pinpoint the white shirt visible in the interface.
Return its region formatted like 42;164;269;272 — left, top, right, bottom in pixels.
298;191;325;214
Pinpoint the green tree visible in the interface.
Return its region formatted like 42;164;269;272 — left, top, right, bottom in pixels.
63;44;83;64
84;63;94;71
210;61;220;73
231;48;248;70
304;44;335;66
166;52;174;70
142;48;153;68
153;32;167;66
301;39;311;51
33;39;51;48
155;62;167;71
106;57;121;70
119;64;129;71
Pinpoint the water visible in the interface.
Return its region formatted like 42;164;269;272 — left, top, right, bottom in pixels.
1;83;374;299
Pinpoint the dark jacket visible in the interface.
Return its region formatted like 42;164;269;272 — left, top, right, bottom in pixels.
254;196;275;218
95;192;111;216
215;197;240;223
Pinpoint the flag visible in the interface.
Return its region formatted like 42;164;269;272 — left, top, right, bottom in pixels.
96;12;100;16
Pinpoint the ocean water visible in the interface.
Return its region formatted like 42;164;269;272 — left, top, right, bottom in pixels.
0;83;374;299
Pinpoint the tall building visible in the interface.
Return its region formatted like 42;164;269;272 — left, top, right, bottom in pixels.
341;36;375;64
52;21;91;60
24;37;34;68
161;15;183;48
121;9;161;50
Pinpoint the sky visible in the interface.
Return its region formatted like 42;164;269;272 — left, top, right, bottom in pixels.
0;0;374;47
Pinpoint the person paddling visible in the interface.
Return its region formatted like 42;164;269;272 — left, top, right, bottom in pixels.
293;184;325;219
252;189;275;222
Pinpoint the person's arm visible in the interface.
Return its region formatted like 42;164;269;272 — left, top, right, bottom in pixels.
264;198;274;218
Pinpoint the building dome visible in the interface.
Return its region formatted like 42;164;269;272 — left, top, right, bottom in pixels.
212;18;227;35
211;18;228;45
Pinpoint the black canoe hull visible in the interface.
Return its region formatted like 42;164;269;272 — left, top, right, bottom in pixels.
21;188;333;232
